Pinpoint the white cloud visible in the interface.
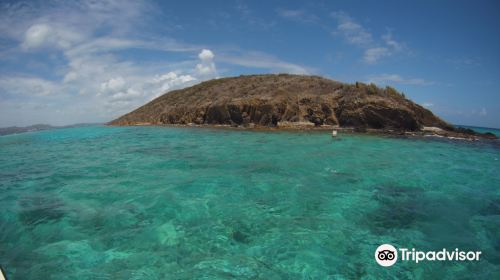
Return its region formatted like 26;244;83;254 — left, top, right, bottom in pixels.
21;23;85;50
422;102;434;108
366;74;434;86
363;47;390;64
93;70;197;110
0;76;59;97
149;72;197;98
196;49;217;77
218;51;312;74
277;9;318;23
198;49;214;61
110;89;141;101
22;24;52;49
331;11;373;46
382;32;403;52
100;76;126;95
195;64;216;75
331;11;405;64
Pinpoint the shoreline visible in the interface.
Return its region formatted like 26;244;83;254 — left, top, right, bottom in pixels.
108;123;498;142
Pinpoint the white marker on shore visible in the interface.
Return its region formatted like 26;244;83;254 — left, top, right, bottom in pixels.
0;266;6;280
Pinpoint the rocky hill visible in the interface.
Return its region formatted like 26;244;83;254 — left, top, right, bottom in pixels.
109;74;500;139
110;74;459;131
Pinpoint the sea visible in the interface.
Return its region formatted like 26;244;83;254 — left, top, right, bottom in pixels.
0;125;499;279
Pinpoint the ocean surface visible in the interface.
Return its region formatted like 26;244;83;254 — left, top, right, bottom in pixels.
0;126;499;279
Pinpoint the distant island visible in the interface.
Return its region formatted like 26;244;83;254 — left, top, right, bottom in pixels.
0;123;100;136
109;74;495;139
0;124;54;136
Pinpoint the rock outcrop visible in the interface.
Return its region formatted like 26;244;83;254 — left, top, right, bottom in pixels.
110;74;456;132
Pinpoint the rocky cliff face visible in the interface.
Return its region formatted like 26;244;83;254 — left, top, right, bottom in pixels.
109;74;454;131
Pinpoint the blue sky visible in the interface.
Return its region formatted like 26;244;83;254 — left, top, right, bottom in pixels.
0;0;499;128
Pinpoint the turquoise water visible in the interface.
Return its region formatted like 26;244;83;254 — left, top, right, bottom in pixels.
0;126;499;279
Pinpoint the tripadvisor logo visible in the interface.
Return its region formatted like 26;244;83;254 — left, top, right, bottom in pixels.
375;244;482;267
375;244;398;267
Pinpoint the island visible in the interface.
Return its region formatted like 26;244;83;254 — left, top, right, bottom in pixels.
109;74;496;140
0;123;102;136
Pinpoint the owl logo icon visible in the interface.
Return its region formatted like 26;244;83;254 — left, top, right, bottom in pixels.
375;244;398;267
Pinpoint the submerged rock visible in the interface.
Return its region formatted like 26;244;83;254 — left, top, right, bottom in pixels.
18;195;66;226
231;230;250;244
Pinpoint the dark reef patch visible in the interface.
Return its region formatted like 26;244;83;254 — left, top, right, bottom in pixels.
364;185;428;234
18;195;66;226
